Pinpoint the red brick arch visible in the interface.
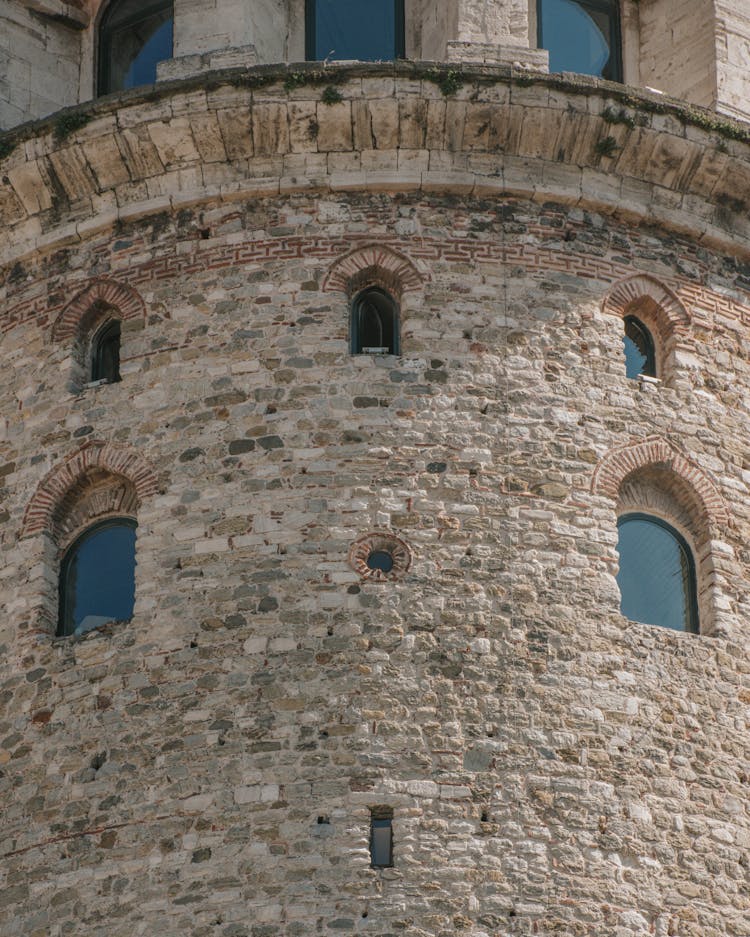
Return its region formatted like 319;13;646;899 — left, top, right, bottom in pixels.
602;273;690;332
21;441;159;540
591;436;728;529
51;278;146;342
322;244;425;297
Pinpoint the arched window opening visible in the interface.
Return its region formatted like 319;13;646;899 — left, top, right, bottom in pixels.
616;513;699;634
623;315;656;380
58;518;137;637
537;0;622;81
351;288;399;355
306;0;405;62
98;0;174;96
91;319;122;384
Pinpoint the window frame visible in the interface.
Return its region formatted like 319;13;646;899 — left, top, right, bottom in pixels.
305;0;406;62
616;512;699;635
351;286;400;356
97;0;174;96
537;0;623;82
58;517;138;638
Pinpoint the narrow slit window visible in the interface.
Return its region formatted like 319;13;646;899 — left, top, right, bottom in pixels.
306;0;405;62
352;288;399;355
623;315;656;380
370;807;393;868
91;320;122;384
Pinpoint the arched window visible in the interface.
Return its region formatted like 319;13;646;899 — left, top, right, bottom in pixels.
306;0;405;62
58;518;137;637
623;315;656;380
98;0;174;96
616;513;699;633
351;287;399;355
537;0;622;81
91;319;121;384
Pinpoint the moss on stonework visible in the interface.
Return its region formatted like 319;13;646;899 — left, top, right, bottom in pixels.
53;111;92;143
0;138;15;161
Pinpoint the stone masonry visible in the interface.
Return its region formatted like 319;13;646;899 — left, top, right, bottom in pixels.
0;10;749;937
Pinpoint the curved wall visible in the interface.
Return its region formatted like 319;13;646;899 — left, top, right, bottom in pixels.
0;67;748;937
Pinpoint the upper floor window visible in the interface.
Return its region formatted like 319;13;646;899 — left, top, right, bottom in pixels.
58;518;137;637
91;319;122;384
616;514;698;633
538;0;622;81
351;287;399;355
306;0;405;62
98;0;174;95
623;314;656;380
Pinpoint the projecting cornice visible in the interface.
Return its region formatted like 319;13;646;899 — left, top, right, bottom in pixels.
2;62;750;270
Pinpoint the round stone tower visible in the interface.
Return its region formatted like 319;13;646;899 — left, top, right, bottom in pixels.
0;2;748;936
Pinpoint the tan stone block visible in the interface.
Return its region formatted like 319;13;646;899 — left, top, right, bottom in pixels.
216;106;254;159
47;146;98;201
118;127;167;178
6;161;53;214
398;97;428;149
315;101;353;152
147;118;201;168
80;135;130;189
288;101;319;153
252;103;291;156
368;98;399;150
189;113;228;163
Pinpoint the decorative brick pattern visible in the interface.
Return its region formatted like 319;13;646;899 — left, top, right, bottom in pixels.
51;279;146;343
591;436;729;531
21;440;159;540
322;243;425;297
602;273;691;333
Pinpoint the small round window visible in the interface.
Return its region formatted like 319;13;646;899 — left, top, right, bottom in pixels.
367;550;394;573
349;533;411;582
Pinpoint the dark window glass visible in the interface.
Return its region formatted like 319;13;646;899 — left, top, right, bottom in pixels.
623;315;656;380
306;0;405;62
367;550;394;573
538;0;622;81
98;0;174;95
616;514;698;633
352;288;399;355
91;320;122;383
58;519;137;637
370;810;393;867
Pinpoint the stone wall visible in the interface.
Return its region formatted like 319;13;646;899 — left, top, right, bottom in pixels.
714;0;750;120
0;0;85;130
0;66;748;937
6;1;750;129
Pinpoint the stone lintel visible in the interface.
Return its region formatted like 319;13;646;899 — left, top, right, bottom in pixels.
157;46;259;83
446;41;549;71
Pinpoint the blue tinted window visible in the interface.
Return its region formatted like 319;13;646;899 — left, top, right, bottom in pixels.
58;520;137;637
99;0;173;95
623;315;656;379
616;514;698;633
538;0;621;81
306;0;405;62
